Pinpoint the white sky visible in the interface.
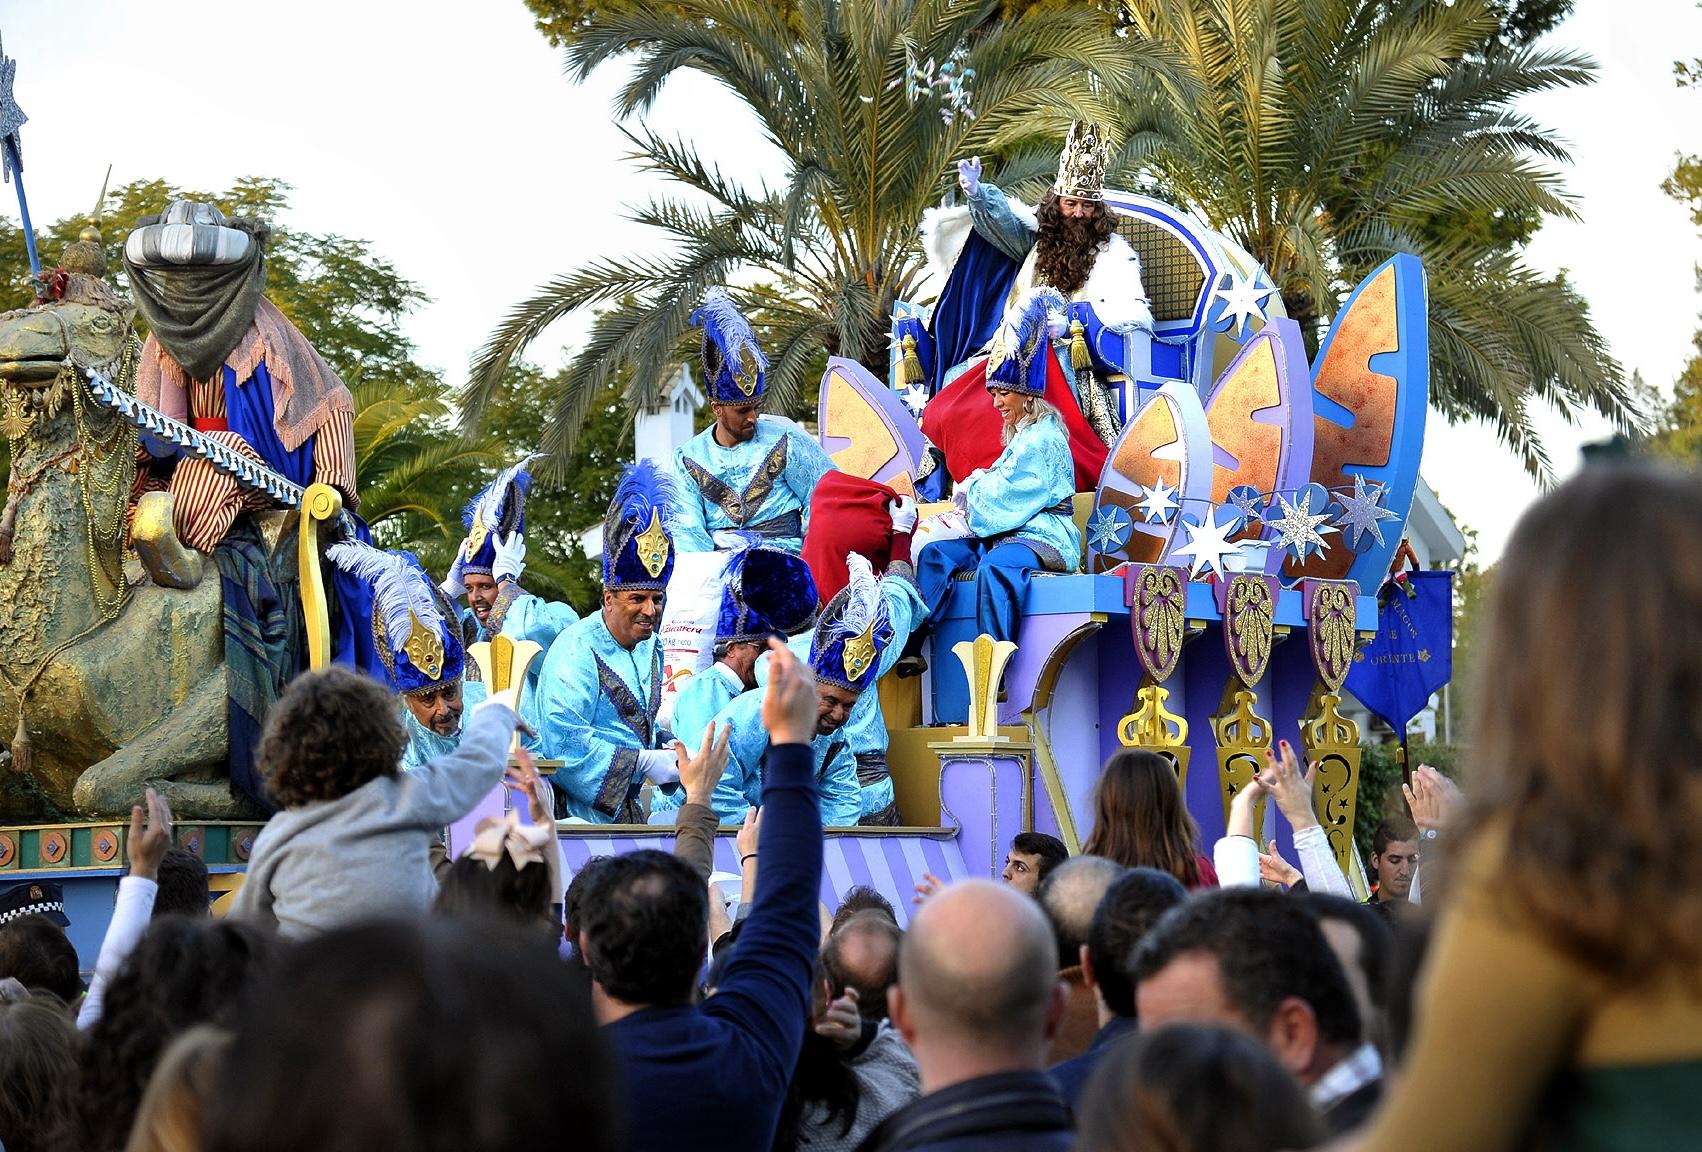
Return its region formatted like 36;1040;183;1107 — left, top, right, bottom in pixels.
4;0;1699;562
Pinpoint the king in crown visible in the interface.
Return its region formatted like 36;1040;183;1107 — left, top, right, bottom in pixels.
910;123;1156;492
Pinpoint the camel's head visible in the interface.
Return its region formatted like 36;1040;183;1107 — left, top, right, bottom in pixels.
0;273;135;386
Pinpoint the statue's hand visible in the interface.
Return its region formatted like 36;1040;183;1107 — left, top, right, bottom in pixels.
957;156;982;197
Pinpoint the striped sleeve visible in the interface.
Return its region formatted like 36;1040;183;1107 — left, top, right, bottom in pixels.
311;408;358;509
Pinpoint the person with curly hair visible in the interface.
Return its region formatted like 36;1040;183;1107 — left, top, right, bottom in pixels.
0;993;85;1152
230;664;526;939
1353;463;1702;1150
78;917;275;1152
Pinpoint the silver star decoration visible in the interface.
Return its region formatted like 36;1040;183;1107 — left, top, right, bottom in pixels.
900;383;928;417
1135;477;1180;524
1211;269;1275;338
1171;506;1243;581
1267;488;1338;562
1334;473;1399;550
0;34;25;182
1225;484;1265;532
1086;506;1133;555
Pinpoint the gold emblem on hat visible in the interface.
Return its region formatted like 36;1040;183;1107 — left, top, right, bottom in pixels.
402;611;445;681
464;510;490;563
842;620;877;683
734;347;761;398
635;509;671;579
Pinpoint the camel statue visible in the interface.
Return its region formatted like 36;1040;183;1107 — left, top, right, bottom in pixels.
0;241;256;821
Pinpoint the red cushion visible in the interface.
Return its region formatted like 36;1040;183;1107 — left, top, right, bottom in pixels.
802;471;898;605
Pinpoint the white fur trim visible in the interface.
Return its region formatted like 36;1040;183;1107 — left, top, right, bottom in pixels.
921;205;974;282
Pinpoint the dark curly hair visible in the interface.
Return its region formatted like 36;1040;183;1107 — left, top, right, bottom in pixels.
579;850;706;1006
0;996;84;1152
258;665;406;808
79;916;276;1152
0;915;82;1004
202;920;616;1152
1034;191;1117;296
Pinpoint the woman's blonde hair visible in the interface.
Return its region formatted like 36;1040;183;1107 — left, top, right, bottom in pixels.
124;1025;231;1152
1456;462;1702;979
1000;393;1061;444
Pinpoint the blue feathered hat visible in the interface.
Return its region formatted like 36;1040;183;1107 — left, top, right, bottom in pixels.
809;553;894;694
987;287;1067;398
603;460;678;591
691;287;767;406
715;535;820;646
460;454;540;576
326;540;465;695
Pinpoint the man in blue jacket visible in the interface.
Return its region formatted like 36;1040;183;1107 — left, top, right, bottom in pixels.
578;639;824;1152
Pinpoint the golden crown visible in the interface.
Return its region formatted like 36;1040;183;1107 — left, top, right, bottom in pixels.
1055;120;1109;201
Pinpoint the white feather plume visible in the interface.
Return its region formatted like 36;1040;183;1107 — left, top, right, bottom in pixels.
325;540;445;653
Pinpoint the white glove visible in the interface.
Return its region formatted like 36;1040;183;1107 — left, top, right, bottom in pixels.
440;548;468;599
1046;310;1068;341
492;530;527;584
957;156;982;197
639;749;681;787
889;495;918;535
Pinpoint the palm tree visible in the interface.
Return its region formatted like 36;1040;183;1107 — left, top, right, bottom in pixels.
1111;0;1638;480
462;0;1174;462
351;377;501;558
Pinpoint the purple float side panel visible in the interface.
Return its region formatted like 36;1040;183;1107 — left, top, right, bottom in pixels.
939;751;1029;880
1097;627;1145;777
1180;627;1231;847
446;783;510;858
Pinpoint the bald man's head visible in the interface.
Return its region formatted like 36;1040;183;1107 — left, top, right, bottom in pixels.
896;880;1059;1054
824;911;902;1021
1037;855;1126;969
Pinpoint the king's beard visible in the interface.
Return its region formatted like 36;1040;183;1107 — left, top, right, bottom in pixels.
1033;215;1106;296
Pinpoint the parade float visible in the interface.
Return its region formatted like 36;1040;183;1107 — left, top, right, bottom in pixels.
0;39;1444;948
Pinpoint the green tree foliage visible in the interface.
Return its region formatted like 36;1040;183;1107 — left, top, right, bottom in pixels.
1639;16;1702;460
464;0;1169;464
1110;0;1632;482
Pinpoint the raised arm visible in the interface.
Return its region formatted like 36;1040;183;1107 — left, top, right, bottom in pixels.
396;697;522;826
78;788;171;1030
704;640;826;1081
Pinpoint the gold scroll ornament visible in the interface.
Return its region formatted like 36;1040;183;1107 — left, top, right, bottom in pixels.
1299;581;1362;874
299;483;344;670
1212;574;1277;830
1118;565;1192;786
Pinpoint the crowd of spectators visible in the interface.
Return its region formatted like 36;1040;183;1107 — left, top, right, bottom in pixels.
2;462;1701;1151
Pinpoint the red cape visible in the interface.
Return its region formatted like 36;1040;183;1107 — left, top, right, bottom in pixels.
920;351;1107;490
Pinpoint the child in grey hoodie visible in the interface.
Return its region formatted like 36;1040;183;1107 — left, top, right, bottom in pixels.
232;665;525;939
